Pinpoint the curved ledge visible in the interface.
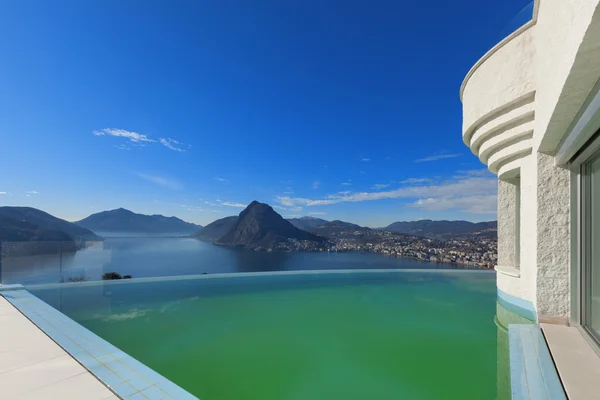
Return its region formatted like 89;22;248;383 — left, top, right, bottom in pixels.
479;127;533;164
488;140;533;173
498;158;523;180
495;265;521;278
460;0;539;102
464;92;535;147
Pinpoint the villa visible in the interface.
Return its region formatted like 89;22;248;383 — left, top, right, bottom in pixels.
461;0;600;397
2;1;600;399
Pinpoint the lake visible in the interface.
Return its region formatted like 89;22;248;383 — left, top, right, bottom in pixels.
1;237;460;285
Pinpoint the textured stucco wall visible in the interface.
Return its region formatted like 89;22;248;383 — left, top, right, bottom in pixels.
535;153;571;318
498;179;518;268
519;154;538;307
462;27;536;134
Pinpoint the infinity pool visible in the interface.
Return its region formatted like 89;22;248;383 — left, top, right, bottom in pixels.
29;270;499;400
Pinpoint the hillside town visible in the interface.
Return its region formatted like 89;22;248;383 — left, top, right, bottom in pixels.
279;228;497;269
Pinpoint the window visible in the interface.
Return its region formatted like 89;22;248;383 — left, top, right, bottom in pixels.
582;149;600;341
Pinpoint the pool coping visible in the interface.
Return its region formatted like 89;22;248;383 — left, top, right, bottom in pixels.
508;324;566;400
0;287;199;400
23;268;495;291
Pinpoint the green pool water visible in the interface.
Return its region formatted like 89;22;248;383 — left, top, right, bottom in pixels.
30;271;500;400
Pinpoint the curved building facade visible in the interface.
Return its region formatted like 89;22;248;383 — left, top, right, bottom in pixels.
462;0;600;395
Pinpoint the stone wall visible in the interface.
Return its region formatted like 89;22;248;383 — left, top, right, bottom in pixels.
498;179;519;268
535;152;571;319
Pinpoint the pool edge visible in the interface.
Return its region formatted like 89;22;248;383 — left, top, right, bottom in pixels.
0;288;199;400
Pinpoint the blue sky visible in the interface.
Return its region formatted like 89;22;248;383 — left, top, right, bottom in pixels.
0;0;531;227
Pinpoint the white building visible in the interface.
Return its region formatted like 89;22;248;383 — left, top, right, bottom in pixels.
461;0;600;396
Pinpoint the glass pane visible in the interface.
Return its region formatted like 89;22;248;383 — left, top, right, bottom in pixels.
589;156;600;337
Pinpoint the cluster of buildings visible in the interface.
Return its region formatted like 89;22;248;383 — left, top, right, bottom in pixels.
278;229;498;269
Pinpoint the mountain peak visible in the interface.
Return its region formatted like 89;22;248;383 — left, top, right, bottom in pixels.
215;202;323;249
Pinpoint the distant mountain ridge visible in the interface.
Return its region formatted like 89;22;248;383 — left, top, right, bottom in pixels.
75;208;201;235
287;216;329;230
191;216;238;241
308;220;371;237
214;201;324;250
383;219;497;240
0;207;101;242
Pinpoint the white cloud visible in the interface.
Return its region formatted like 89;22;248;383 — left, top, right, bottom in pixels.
217;200;246;208
398;178;432;184
26;191;39;195
273;206;287;210
414;153;462;163
159;138;185;152
114;144;130;151
275;171;497;215
93;128;155;143
204;201;221;207
341;180;352;186
0;192;6;195
407;195;497;214
312;181;320;189
371;183;390;190
361;158;370;162
309;212;327;215
134;172;181;190
215;177;230;184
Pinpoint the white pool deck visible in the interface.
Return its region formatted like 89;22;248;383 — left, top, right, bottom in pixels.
0;296;119;400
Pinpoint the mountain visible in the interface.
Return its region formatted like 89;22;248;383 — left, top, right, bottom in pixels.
287;216;329;230
0;207;101;242
75;208;201;235
215;201;324;250
383;220;497;240
191;216;238;242
308;220;372;237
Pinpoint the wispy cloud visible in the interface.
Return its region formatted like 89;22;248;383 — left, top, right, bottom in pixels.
181;205;205;212
414;153;462;163
341;180;352;186
93;128;155;143
371;184;390;190
312;181;320;189
204;201;221;207
217;200;246;208
273;206;287;210
26;191;39;194
94;128;186;152
134;172;182;190
407;195;496;214
275;170;497;215
215;177;230;184
159;138;185;152
398;178;432;184
0;192;6;195
309;212;327;215
361;158;370;162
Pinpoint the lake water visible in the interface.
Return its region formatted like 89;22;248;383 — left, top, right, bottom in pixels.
1;237;460;285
